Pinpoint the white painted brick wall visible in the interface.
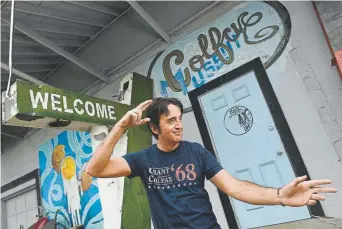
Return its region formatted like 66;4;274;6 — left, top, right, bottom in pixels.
285;1;342;161
327;89;342;127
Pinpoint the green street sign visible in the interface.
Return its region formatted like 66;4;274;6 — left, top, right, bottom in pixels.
2;80;131;131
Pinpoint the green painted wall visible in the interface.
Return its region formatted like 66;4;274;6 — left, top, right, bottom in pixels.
121;73;153;229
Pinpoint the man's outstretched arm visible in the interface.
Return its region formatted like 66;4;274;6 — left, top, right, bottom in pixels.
86;100;152;178
211;169;337;207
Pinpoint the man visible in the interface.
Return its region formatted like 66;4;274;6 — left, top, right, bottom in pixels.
86;97;337;229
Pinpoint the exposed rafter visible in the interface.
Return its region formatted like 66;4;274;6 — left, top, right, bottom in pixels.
32;27;93;38
2;19;109;83
1;62;47;85
10;58;62;65
4;5;106;27
67;1;120;16
3;24;92;39
2;52;60;57
128;1;171;44
2;46;56;55
2;37;36;45
16;65;55;73
1;34;83;47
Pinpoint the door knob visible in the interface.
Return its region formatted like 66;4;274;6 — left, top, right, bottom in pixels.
277;150;283;155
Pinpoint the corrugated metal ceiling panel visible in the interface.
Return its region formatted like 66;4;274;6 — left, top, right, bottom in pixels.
1;1;218;147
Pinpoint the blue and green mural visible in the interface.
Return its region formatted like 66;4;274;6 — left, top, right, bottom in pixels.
38;130;103;229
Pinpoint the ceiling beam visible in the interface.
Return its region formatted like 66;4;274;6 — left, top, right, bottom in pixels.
16;65;55;73
3;5;106;27
2;52;60;57
2;37;82;47
11;59;62;65
2;18;94;38
2;37;36;45
128;1;171;44
2;19;109;83
1;38;79;49
1;62;47;85
2;34;83;47
2;46;57;55
32;27;92;38
2;50;58;56
67;1;121;16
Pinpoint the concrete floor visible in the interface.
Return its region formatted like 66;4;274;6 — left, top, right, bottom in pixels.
259;218;342;229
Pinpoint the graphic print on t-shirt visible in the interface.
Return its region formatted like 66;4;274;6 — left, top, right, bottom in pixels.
148;163;197;189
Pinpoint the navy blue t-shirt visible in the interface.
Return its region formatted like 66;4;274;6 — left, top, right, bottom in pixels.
122;140;223;229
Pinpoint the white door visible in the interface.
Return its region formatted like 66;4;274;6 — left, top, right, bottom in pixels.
198;70;310;229
5;188;38;229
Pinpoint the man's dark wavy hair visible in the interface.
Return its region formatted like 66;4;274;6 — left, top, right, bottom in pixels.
145;97;183;139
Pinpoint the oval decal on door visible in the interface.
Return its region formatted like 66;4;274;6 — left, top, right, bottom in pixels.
147;1;291;109
224;106;253;136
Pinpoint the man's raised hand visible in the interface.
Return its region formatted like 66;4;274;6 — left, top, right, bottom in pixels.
117;100;152;129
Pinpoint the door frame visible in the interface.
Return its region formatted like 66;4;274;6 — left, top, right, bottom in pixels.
188;57;324;228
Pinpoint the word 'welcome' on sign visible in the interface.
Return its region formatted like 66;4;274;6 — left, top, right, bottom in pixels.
29;90;116;120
